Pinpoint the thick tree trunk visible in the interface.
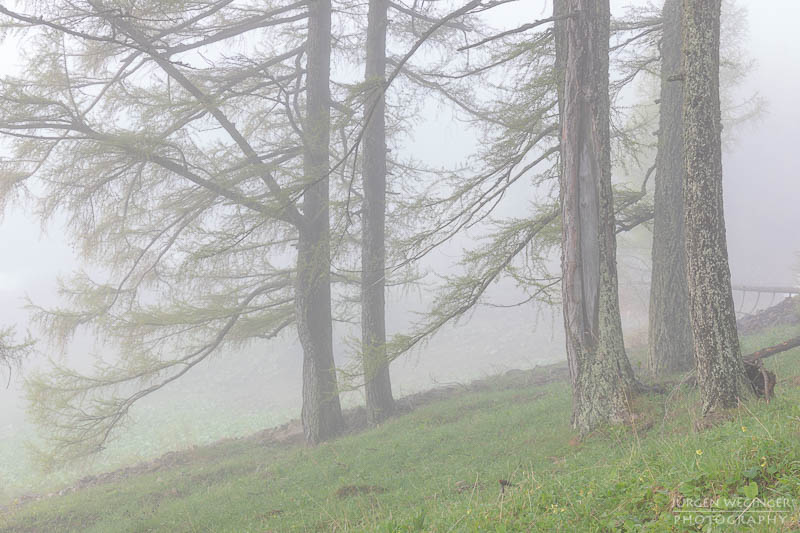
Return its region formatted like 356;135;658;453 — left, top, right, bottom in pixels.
297;0;343;445
648;0;693;375
361;0;394;425
559;0;637;434
682;0;751;413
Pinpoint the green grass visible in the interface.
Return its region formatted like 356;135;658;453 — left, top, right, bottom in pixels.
0;312;562;504
2;326;800;532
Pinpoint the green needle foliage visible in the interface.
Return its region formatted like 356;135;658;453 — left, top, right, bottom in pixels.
0;0;315;463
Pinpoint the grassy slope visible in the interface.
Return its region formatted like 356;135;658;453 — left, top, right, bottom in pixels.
0;307;562;503
1;325;800;532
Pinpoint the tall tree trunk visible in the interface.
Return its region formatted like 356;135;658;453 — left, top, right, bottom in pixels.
559;0;638;434
682;0;751;413
648;0;693;375
297;0;343;445
554;0;568;126
361;0;394;425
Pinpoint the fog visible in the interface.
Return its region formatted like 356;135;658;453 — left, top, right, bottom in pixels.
0;0;799;520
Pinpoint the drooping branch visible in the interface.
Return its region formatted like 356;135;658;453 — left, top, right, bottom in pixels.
388;1;471;31
456;14;568;52
0;328;33;388
28;279;293;464
165;3;309;56
387;208;560;361
0;112;284;221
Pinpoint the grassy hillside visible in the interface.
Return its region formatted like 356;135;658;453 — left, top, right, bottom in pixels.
1;325;799;532
0;302;565;503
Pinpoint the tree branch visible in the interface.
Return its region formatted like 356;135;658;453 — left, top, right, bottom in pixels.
87;1;306;229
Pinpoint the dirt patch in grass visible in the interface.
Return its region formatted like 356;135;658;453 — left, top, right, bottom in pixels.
453;479;483;494
136;485;187;511
183;463;255;488
334;484;387;498
253;419;304;446
693;409;736;432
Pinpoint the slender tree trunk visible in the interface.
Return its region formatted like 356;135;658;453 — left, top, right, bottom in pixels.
559;0;638;434
361;0;394;425
648;0;693;375
554;0;568;125
682;0;751;413
297;0;343;444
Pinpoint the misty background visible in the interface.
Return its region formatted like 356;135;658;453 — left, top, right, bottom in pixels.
1;0;798;501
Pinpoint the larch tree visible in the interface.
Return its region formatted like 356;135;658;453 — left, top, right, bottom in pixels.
647;0;757;376
560;0;638;433
296;0;344;445
682;0;752;412
321;0;488;420
0;0;345;458
360;0;394;424
648;0;693;375
329;0;489;413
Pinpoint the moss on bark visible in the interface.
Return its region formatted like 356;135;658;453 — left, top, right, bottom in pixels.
682;0;752;413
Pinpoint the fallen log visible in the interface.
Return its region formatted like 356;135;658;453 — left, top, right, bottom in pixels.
678;336;799;401
743;335;800;363
741;335;800;402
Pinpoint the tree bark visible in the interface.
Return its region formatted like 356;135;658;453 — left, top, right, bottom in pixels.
648;0;694;375
559;0;638;434
361;0;394;425
297;0;343;445
682;0;751;413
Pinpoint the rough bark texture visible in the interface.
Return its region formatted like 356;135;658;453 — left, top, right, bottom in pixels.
361;0;394;425
559;0;637;434
648;0;694;375
682;0;751;413
297;0;343;445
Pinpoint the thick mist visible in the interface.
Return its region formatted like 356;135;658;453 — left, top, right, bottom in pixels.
0;0;798;508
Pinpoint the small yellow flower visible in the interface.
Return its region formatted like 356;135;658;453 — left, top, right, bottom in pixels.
696;449;703;456
741;426;747;432
760;456;767;467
